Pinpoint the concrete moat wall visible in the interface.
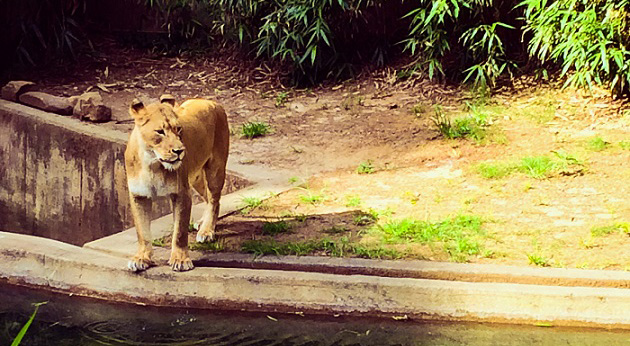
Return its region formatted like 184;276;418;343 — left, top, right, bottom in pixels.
0;100;247;246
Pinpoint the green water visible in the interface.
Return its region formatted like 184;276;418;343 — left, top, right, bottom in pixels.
2;282;630;346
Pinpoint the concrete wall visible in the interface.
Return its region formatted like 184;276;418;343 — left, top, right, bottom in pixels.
0;101;248;246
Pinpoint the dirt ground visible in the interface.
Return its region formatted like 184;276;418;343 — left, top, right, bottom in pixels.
17;39;630;270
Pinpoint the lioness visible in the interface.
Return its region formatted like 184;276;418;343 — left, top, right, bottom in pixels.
124;95;229;272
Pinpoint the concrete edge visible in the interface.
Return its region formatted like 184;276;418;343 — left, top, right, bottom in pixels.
3;231;630;329
190;253;630;289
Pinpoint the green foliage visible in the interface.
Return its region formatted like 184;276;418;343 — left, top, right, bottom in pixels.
587;137;610;151
476;161;515;179
189;239;225;252
460;21;516;89
378;215;487;262
521;0;630;96
241;121;270;139
241;238;400;259
527;252;550;267
11;302;47;346
432;105;487;141
299;189;326;205
345;195;363;207
262;220;291;235
2;0;89;67
275;91;289;107
356;160;375;174
241;196;265;213
151;237;167;247
591;222;630;237
518;156;558;179
402;0;518;89
477;152;585;179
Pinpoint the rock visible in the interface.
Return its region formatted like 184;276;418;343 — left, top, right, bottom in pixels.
19;91;73;115
68;91;112;122
1;81;36;102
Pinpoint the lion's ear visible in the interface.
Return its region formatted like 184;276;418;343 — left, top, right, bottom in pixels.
129;98;146;121
160;94;176;107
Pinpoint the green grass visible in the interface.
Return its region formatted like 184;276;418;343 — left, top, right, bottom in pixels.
189;239;225;252
241;238;401;259
241;121;271;139
619;141;630;150
262;220;292;235
591;223;630;237
476;161;514;179
152;237;167;247
12;302;47;346
299;191;326;204
527;253;550;267
587;137;610;151
476;152;585;180
345;195;362;207
432;104;490;141
353;211;378;226
518;156;558;179
322;225;349;234
275;91;289;107
241;196;266;213
356;160;375;174
376;215;487;262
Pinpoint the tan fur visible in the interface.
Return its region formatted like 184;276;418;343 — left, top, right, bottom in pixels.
124;95;229;272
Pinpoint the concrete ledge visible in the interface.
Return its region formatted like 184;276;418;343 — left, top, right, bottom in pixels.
191;253;630;289
3;231;630;329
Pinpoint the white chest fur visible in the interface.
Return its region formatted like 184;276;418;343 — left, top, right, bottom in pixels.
128;141;178;198
128;172;177;198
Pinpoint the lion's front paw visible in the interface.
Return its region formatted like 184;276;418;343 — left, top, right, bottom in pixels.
196;231;215;243
128;256;154;272
169;250;194;272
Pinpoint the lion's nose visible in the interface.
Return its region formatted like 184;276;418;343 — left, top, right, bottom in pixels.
172;148;184;156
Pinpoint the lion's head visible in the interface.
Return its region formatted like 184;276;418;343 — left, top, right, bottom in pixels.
129;94;185;171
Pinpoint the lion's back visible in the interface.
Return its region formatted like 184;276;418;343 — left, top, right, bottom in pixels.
178;99;229;172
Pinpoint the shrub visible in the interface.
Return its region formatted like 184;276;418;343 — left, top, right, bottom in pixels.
521;0;630;96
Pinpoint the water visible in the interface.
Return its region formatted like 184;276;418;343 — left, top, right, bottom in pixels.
2;282;630;345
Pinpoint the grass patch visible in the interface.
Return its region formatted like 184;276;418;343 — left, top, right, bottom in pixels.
345;195;362;207
476;161;514;179
241;238;401;259
619;141;630;150
476;152;585;180
591;222;630;237
241;121;270;139
299;190;326;204
518;156;559;179
189;240;225;252
262;220;292;235
356;160;375;174
527;253;550;267
275;91;289;107
587;137;610;151
152;237;167;247
353;211;378;226
322;225;349;234
376;215;487;262
432;110;486;141
241;196;266;213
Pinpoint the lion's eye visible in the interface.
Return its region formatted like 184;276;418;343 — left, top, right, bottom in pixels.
156;129;165;136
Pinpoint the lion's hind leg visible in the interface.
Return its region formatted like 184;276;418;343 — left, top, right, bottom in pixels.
195;160;226;243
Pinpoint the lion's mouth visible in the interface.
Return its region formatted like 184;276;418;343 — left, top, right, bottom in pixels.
159;158;181;165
